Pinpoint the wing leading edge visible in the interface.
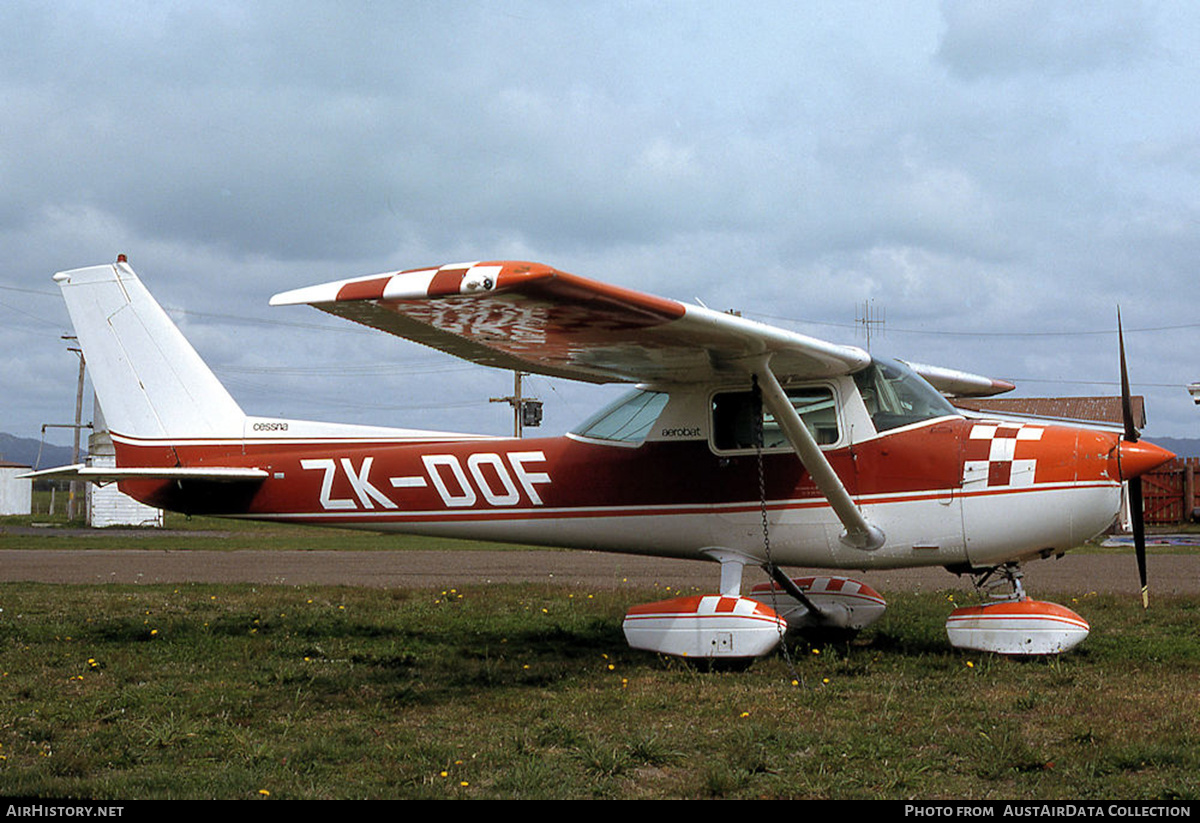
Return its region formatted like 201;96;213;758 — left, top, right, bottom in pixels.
270;261;872;385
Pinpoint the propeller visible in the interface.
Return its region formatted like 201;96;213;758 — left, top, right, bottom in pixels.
1117;308;1149;609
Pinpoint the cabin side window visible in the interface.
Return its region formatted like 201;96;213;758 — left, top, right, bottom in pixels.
711;386;839;451
572;389;669;443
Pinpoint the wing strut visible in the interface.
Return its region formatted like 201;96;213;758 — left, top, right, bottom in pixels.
749;363;885;552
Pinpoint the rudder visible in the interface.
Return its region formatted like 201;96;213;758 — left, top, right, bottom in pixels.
54;258;247;441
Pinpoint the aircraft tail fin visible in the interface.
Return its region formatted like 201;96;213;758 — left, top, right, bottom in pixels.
54;258;247;441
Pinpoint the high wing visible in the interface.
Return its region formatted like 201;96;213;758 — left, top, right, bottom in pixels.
270;261;872;385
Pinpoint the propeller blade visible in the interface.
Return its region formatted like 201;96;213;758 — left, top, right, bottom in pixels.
1118;307;1139;444
1117;308;1148;609
1129;476;1149;609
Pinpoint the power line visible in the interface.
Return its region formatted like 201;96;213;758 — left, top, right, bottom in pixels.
748;312;1200;339
162;305;375;334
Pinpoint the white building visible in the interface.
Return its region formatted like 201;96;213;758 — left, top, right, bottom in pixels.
0;460;33;515
87;406;163;528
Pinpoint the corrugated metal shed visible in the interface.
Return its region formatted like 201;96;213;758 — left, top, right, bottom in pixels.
953;396;1145;429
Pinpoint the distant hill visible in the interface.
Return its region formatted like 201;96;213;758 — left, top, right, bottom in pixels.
0;433;79;468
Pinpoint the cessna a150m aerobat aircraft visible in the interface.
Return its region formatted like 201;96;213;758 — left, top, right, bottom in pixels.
33;257;1174;661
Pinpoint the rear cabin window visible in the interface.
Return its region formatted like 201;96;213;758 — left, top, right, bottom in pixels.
572;389;669;444
711;386;839;451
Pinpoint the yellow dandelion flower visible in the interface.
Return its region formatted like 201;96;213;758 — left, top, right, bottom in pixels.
258;790;270;797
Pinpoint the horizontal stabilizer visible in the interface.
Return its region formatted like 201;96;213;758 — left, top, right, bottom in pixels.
22;465;268;483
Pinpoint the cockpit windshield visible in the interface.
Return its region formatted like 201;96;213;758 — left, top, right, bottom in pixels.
571;389;669;443
853;357;958;433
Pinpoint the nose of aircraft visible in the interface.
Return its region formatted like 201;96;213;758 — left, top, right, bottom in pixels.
1117;439;1176;481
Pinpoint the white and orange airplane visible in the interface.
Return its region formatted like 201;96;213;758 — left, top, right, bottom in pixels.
32;256;1174;662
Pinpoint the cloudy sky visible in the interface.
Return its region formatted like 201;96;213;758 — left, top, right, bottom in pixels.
3;0;1198;453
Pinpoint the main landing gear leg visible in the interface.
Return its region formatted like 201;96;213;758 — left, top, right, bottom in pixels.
620;549;889;664
946;562;1090;655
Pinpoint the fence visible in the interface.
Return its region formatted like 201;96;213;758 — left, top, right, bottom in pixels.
1143;458;1199;525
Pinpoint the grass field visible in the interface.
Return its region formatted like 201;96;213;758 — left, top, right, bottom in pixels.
1;571;1197;799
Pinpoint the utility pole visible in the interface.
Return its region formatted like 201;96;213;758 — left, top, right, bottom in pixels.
64;335;86;522
490;372;543;437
